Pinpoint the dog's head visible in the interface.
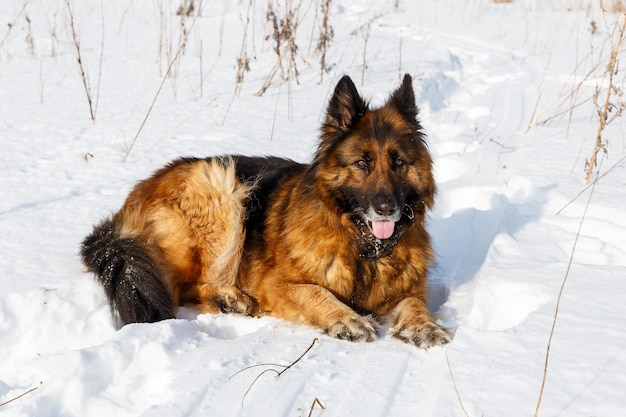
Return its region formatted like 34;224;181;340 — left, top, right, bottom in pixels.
313;74;435;255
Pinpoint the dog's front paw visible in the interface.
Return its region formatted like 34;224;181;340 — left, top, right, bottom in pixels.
327;315;378;342
394;321;452;349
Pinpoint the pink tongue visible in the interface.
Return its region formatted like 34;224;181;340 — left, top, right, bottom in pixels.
371;220;395;239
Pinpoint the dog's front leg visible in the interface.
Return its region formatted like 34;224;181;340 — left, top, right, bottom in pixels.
384;297;452;348
262;283;378;342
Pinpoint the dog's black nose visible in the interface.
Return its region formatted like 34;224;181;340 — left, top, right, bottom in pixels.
373;195;398;216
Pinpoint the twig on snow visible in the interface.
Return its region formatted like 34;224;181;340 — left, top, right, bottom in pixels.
445;348;470;417
306;397;325;417
556;154;626;216
230;337;319;406
0;381;43;407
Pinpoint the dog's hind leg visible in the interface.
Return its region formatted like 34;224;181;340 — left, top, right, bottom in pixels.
161;157;255;315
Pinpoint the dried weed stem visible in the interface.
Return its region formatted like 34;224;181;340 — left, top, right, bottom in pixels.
256;0;303;96
445;349;470;417
66;0;95;121
0;1;29;51
306;397;325;417
315;0;333;83
230;338;319;406
534;156;604;417
586;10;626;184
123;0;203;162
0;382;43;408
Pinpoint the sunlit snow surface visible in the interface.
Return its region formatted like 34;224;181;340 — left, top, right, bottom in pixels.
1;1;625;416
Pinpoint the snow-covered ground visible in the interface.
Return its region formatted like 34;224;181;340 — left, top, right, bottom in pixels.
1;0;625;415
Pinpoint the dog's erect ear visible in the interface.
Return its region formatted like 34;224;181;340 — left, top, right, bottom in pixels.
388;74;419;126
325;75;368;133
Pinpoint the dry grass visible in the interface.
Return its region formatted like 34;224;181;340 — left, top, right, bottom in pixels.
230;338;319;406
525;6;626;185
314;0;333;83
350;14;383;87
123;0;204;162
234;0;254;94
531;7;626;415
177;0;195;17
585;10;626;183
0;382;43;407
65;0;95;121
602;0;625;13
0;1;29;53
534;154;606;417
445;349;470;417
25;13;35;56
256;0;303;96
304;397;325;417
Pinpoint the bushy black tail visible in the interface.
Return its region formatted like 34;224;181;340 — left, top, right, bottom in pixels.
80;216;175;326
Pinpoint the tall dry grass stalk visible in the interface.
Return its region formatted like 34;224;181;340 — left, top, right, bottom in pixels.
534;155;604;417
25;14;35;56
177;0;195;17
524;6;625;185
603;0;625;13
227;0;336;103
351;14;382;87
221;0;254;125
158;0;193;88
65;0;95;121
585;9;626;184
45;12;59;58
0;1;29;54
123;0;204;162
314;0;333;83
533;7;626;415
235;0;254;94
359;19;373;87
94;0;105;119
256;0;303;96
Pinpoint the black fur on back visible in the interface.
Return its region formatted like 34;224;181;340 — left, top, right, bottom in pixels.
80;216;174;326
234;155;305;236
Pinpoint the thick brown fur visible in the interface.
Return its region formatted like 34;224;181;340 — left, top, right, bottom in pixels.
81;74;452;348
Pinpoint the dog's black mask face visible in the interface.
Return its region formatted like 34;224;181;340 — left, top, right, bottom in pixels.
313;74;435;258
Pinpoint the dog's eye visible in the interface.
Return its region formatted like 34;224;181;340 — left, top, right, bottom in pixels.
394;158;406;167
354;159;368;170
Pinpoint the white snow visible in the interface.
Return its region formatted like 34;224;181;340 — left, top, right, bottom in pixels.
1;0;626;416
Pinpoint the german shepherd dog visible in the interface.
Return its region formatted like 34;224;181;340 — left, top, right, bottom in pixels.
81;74;452;348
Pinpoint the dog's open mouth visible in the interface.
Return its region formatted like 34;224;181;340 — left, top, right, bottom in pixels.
369;220;396;240
359;207;402;240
